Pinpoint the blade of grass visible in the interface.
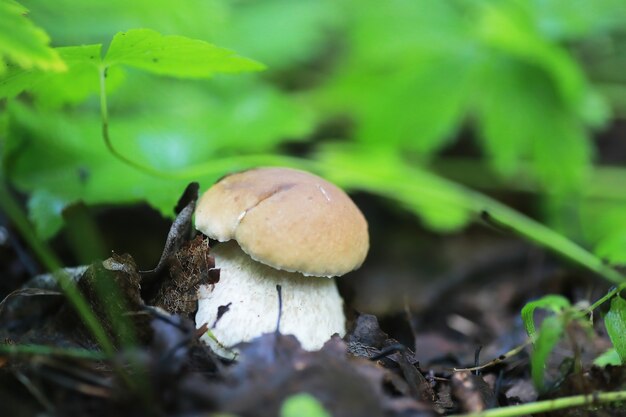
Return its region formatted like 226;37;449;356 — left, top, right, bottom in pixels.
0;181;115;356
446;389;626;417
476;198;624;284
0;343;107;360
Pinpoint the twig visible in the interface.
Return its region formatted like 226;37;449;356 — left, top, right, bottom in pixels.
15;370;56;413
453;340;532;373
275;284;283;334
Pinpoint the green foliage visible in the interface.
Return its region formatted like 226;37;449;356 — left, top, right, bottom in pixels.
475;59;593;193
317;0;623;196
531;314;565;391
0;44;122;106
0;0;65;73
209;0;340;70
317;146;472;231
0;26;307;237
280;393;331;417
604;295;626;364
5;99;307;238
20;0;339;70
1;27;263;105
580;199;626;266
527;0;626;39
1;0;626;282
104;29;264;78
319;145;623;284
596;232;626;265
520;295;583;390
594;348;621;367
518;293;626;390
319;1;476;156
521;295;571;340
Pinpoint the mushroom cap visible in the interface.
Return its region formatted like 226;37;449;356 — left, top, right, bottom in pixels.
195;167;369;277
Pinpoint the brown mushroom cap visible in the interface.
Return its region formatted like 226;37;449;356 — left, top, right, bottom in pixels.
194;167;369;277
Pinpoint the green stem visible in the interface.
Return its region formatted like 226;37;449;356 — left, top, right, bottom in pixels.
583;283;626;316
0;343;107;360
98;65;313;180
99;66;172;179
476;197;625;285
447;390;626;417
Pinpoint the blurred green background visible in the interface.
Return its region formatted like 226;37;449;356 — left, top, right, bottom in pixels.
2;0;626;273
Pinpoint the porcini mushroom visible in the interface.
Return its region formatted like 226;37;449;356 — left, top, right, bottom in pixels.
194;167;368;356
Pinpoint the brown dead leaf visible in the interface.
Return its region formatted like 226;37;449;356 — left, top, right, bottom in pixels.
151;236;217;316
206;332;433;417
0;288;62;321
142;182;199;275
450;370;497;412
75;253;149;346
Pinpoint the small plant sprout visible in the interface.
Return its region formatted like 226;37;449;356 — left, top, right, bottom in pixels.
194;167;369;357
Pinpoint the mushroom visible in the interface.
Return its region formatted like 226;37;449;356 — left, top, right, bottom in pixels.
194;167;369;356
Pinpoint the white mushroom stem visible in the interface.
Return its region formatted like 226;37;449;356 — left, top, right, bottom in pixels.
196;241;346;357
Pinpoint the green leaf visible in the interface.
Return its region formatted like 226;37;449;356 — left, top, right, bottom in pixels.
355;55;476;155
318;146;472;231
104;28;265;78
0;0;65;73
531;314;565;391
318;144;624;284
596;231;626;266
581;200;626;266
594;348;622;367
27;190;67;239
5;76;313;237
5;102;188;232
605;295;626;364
16;0;225;46
0;44;125;107
104;74;315;169
31;45;108;108
0;61;39;100
211;0;340;70
530;112;591;194
521;295;571;340
528;0;626;40
475;1;586;106
475;60;534;178
280;393;331;417
476;59;592;192
319;1;477;156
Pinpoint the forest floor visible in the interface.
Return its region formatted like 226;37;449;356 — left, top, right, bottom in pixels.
1;191;625;417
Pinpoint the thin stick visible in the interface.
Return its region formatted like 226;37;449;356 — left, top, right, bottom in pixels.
275;284;283;334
